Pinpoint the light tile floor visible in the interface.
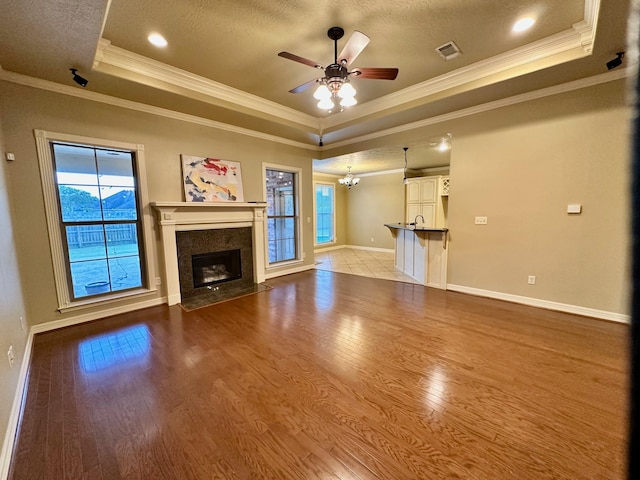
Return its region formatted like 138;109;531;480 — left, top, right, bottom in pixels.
314;247;419;284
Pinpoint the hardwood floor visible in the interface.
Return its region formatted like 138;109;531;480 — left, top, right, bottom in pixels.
9;270;628;479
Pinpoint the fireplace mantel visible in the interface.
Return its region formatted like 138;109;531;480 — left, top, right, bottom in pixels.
152;202;267;305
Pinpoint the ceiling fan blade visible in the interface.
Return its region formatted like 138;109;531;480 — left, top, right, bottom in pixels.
337;31;370;66
278;52;323;69
352;67;399;80
289;78;319;94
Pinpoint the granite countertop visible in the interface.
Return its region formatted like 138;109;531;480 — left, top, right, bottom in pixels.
384;223;448;232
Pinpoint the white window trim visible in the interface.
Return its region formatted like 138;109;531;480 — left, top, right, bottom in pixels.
313;180;337;247
262;162;303;269
34;129;158;312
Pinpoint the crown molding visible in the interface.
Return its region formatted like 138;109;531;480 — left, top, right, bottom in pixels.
359;168;404;177
0;67;317;151
90;2;599;135
322;0;601;130
93;39;320;130
312;171;343;179
325;67;631;151
1;54;627;159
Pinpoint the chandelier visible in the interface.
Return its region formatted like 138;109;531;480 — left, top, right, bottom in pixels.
338;166;360;189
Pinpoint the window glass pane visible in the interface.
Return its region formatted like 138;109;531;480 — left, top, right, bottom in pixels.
265;168;298;264
96;150;134;184
315;184;334;244
58;185;102;222
105;224;139;258
101;187;137;220
53;144;98;182
266;170;295;216
267;217;296;262
65;225;106;262
109;256;142;292
70;259;110;298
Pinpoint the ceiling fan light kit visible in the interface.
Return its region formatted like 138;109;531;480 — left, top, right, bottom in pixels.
279;26;398;111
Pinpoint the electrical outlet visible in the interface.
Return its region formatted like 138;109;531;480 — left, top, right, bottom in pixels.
475;216;488;225
370;237;375;242
528;275;536;285
155;276;162;286
7;345;14;368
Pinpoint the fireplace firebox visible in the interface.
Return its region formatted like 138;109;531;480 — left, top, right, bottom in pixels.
192;249;242;288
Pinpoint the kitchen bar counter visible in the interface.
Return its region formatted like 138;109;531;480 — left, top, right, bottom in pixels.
384;222;448;233
384;223;448;289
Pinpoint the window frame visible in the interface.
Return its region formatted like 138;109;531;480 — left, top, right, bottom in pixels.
262;163;303;268
35;130;157;312
313;181;336;246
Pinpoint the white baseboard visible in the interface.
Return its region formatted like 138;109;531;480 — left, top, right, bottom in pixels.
31;297;167;335
265;264;316;279
314;244;346;253
0;332;34;480
345;245;395;254
446;284;630;324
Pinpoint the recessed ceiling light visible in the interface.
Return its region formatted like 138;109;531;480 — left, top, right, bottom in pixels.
513;17;535;33
148;33;168;48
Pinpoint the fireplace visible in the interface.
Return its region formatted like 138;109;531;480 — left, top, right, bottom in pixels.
151;202;267;306
192;249;242;288
176;227;254;301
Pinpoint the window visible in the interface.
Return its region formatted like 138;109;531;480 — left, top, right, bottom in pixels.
265;166;300;264
53;143;144;299
314;183;335;244
35;130;156;310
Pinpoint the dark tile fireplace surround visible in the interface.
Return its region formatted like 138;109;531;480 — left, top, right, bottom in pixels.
176;227;266;309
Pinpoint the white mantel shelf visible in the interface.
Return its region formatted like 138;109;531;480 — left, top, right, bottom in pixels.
151;201;267;305
152;201;267;208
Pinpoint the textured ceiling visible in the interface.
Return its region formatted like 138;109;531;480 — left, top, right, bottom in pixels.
100;0;583;112
0;0;632;174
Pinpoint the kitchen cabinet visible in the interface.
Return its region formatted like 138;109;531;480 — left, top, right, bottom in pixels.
405;176;448;227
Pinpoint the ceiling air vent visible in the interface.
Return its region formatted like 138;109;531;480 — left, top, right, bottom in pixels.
435;41;462;61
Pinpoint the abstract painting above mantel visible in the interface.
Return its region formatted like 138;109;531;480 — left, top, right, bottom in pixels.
181;155;244;202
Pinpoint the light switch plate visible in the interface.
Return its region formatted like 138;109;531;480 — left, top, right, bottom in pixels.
567;204;582;214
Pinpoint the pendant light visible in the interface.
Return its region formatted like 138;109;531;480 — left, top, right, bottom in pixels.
403;147;409;185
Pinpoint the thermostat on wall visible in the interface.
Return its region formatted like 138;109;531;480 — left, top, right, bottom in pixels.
567;204;582;214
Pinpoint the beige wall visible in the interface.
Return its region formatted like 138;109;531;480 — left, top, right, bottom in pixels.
0;82;316;326
447;81;630;314
312;173;347;248
0;77;631;327
0;111;29;473
345;171;405;250
322;78;630;316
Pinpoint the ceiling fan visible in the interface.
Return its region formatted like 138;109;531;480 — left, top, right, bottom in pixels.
278;26;399;110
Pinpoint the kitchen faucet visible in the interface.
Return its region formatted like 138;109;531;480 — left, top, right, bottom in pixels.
414;214;425;226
